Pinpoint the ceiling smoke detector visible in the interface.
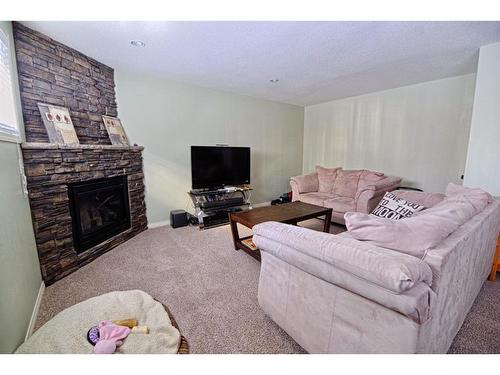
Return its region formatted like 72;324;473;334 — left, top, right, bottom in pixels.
269;79;279;83
130;40;146;48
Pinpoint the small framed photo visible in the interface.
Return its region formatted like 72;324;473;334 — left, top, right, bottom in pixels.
37;103;79;145
102;115;129;146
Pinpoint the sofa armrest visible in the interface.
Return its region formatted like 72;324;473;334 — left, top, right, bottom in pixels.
289;180;300;202
253;221;432;293
355;176;402;212
290;172;319;199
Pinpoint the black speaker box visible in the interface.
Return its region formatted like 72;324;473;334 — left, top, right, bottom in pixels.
170;209;188;228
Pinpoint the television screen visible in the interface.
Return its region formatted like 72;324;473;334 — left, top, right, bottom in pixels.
191;146;250;189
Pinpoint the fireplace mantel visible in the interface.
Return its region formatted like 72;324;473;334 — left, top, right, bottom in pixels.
22;142;144;152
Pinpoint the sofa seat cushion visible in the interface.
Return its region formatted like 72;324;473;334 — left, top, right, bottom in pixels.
324;196;356;212
299;192;334;206
332;170;363;198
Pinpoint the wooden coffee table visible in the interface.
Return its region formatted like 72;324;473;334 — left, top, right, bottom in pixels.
228;201;332;261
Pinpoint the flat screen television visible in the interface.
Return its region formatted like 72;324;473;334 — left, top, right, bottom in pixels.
191;146;250;189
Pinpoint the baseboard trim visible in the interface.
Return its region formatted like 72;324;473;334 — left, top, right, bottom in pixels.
25;281;45;341
148;203;271;228
148;220;170;229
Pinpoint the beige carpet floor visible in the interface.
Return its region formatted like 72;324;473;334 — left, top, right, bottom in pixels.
34;219;499;353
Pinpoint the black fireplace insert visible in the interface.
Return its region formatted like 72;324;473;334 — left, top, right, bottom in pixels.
68;176;131;253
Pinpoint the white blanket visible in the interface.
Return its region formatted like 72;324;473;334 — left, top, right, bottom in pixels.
16;290;181;354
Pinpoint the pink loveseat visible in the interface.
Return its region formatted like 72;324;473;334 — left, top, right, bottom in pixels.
290;166;402;224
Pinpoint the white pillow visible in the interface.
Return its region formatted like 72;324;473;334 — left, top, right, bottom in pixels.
371;192;425;220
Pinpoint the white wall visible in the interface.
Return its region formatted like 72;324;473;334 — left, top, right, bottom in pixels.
303;74;476;192
115;70;304;224
0;21;42;353
464;42;500;196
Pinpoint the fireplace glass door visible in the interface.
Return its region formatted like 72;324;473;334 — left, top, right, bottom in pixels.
68;176;131;253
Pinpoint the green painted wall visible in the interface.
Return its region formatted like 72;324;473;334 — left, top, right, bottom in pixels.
0;21;42;353
115;70;305;224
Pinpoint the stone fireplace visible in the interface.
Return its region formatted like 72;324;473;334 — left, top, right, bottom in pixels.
13;23;148;285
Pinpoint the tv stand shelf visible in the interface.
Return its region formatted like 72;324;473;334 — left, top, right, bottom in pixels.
187;186;253;230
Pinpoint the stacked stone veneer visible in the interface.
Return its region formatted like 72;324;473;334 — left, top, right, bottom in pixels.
22;144;148;285
13;23;148;285
13;22;117;144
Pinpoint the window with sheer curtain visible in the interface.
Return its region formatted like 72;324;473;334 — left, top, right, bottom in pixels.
0;28;20;142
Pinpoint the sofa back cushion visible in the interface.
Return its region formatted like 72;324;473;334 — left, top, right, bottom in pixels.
332;169;363;198
422;199;500;292
357;170;386;191
315;166;341;193
291;172;319;193
445;182;492;208
345;184;491;259
391;190;445;208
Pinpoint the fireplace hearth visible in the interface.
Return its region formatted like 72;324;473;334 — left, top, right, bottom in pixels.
69;176;131;253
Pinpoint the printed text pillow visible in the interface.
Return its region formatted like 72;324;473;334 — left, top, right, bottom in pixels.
371;192;425;220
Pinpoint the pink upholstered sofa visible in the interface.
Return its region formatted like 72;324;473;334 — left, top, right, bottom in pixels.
253;186;500;353
290;166;401;224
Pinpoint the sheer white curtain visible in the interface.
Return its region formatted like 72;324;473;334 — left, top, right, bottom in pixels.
303;74;476;193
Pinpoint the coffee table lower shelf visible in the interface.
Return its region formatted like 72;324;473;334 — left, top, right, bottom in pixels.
235;235;261;261
228;201;332;262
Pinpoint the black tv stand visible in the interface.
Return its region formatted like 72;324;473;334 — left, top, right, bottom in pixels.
187;186;253;229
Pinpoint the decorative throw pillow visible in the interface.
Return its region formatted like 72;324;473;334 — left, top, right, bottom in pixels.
371;192;425;220
332;169;363;198
315;166;341;193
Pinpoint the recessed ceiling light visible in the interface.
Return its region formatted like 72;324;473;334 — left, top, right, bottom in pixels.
269;79;279;83
130;40;146;48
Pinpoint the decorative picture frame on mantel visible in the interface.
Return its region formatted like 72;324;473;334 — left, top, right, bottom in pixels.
37;103;79;145
102;115;129;146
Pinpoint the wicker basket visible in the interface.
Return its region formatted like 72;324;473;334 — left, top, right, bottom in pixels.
161;303;189;354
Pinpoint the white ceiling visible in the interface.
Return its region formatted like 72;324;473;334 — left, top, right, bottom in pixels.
21;21;500;106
